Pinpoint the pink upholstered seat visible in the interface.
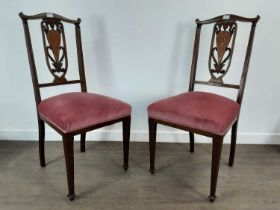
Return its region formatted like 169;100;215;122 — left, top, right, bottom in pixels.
148;91;240;136
38;92;131;134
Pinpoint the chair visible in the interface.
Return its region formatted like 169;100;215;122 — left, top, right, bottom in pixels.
147;14;259;201
19;12;131;200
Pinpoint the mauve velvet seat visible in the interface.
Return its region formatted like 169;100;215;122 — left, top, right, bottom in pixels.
39;92;131;134
148;91;240;136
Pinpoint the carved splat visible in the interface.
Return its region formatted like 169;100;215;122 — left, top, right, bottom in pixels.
208;21;237;84
41;18;68;84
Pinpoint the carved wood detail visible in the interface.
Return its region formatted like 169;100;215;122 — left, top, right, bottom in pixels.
41;18;68;84
208;21;237;84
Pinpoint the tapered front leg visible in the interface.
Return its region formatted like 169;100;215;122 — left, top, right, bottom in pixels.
189;132;194;153
62;135;76;201
80;133;86;152
122;116;131;170
38;119;45;167
229;121;238;166
149;118;157;174
209;136;223;202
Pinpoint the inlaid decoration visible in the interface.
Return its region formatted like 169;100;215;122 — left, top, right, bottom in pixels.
41;19;68;84
208;21;237;84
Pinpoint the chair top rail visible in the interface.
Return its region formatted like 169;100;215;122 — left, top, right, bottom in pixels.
196;14;260;25
19;12;80;24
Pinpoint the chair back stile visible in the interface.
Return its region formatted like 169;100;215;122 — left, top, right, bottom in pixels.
19;12;88;105
188;14;260;105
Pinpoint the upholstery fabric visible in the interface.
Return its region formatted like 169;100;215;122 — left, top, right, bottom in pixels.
148;91;240;136
38;92;131;134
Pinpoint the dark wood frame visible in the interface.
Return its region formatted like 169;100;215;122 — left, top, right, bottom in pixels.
149;14;259;202
19;12;131;201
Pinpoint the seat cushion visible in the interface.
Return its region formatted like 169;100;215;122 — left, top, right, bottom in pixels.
38;92;131;134
148;91;240;136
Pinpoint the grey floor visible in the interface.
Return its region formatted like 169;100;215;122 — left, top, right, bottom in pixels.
0;141;279;210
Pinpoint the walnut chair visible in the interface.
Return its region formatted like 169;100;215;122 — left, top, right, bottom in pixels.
19;12;131;200
147;14;259;202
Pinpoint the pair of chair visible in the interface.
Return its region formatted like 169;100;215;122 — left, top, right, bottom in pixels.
19;12;259;202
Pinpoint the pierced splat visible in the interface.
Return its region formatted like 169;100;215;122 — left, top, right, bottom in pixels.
208;21;237;84
41;19;68;84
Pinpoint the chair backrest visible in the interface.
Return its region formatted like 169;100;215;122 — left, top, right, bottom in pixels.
188;14;260;105
19;12;87;105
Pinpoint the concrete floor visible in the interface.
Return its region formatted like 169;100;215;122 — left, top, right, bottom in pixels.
0;141;279;210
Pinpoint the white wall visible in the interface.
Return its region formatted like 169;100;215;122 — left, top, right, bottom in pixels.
0;0;279;144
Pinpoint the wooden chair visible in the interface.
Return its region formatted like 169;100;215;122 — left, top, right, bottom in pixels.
19;12;131;200
148;14;259;201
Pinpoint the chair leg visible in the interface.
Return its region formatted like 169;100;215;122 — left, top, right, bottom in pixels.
209;136;223;202
80;133;86;152
62;135;76;201
122;116;131;170
38;119;45;167
189;132;194;153
229;121;238;167
149;118;157;174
